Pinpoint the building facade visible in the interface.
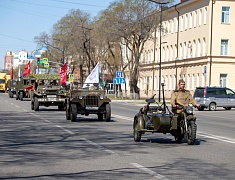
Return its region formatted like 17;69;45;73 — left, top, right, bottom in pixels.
123;0;235;99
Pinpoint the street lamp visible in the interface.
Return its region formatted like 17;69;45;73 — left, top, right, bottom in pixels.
147;0;170;102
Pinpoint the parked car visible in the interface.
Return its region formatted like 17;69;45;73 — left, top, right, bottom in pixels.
193;86;235;111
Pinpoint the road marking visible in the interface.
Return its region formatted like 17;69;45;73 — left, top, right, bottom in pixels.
112;114;133;121
130;163;170;180
197;131;235;144
55;125;75;135
81;138;116;154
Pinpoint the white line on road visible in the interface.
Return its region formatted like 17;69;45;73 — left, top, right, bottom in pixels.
197;131;235;144
81;138;117;154
55;125;75;135
130;163;170;180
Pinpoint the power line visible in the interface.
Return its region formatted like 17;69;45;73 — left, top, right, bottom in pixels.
0;34;35;43
49;0;106;8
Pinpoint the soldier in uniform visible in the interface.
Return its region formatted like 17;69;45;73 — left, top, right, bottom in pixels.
171;79;200;115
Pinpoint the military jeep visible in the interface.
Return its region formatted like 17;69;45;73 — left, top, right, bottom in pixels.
30;74;67;111
15;76;35;101
66;82;111;122
7;79;17;98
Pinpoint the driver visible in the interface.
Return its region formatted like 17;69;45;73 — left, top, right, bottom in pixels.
170;79;200;114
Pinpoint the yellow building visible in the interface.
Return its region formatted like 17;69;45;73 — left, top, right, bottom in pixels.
123;0;235;99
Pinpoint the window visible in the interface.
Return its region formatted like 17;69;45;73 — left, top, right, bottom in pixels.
189;12;192;29
222;7;230;24
221;40;228;56
199;9;202;26
203;38;206;56
192;74;194;90
180;16;183;31
220;74;227;87
204;7;207;25
175;17;178;33
180;43;182;59
198;39;201;57
184;42;187;59
193;40;196;58
171;20;174;33
194;11;197;27
185;14;188;30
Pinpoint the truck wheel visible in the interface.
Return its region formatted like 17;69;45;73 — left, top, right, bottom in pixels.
186;121;197;145
70;104;77;122
98;113;103;121
209;102;216;111
66;103;71;120
34;97;39;111
104;104;111;122
31;100;34;110
19;92;23;101
133;120;141;142
10;92;13;98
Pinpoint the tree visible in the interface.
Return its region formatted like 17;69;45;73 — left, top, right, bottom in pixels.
97;0;164;99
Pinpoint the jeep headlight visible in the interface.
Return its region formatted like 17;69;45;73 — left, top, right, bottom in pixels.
100;94;104;100
79;95;83;99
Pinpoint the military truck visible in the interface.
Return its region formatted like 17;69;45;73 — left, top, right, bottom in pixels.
15;75;35;100
65;82;111;122
30;74;67;111
7;79;17;98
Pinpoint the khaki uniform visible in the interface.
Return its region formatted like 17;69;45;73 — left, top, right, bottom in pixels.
170;89;197;114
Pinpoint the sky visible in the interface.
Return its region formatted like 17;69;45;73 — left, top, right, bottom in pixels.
0;0;180;70
0;0;116;70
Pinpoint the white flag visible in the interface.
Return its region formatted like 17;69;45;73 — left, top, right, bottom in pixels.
83;63;100;88
18;66;22;80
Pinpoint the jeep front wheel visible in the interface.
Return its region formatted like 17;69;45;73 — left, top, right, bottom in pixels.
104;104;111;122
70;104;77;122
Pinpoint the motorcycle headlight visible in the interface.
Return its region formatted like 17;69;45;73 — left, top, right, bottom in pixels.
186;106;193;114
79;95;83;99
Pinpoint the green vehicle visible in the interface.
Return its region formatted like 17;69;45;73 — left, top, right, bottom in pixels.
7;79;17;98
30;74;67;111
15;76;35;101
66;82;111;122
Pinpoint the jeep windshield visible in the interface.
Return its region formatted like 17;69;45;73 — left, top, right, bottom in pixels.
72;82;104;91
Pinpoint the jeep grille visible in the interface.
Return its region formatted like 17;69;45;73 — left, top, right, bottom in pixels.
85;95;98;106
46;90;58;95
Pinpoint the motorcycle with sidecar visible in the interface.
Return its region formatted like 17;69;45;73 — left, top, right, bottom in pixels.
133;84;197;145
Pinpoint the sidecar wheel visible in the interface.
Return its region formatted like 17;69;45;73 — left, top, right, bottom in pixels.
133;121;141;142
187;121;197;145
175;136;182;143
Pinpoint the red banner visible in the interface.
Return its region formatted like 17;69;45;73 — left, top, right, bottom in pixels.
22;61;30;77
60;63;67;87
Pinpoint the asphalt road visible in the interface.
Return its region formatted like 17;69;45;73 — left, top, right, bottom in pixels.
0;93;234;180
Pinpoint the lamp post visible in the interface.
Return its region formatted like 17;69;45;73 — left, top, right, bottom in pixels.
147;0;169;102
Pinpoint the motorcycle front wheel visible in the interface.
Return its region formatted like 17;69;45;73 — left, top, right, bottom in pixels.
186;120;197;145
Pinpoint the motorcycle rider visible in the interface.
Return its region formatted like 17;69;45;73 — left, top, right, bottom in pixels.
170;79;200;117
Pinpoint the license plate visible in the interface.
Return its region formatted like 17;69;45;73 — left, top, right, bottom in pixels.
48;98;56;101
86;106;98;110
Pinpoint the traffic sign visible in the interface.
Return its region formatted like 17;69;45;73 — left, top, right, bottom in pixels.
113;77;126;84
42;58;48;63
69;74;74;82
116;71;123;78
44;62;49;68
